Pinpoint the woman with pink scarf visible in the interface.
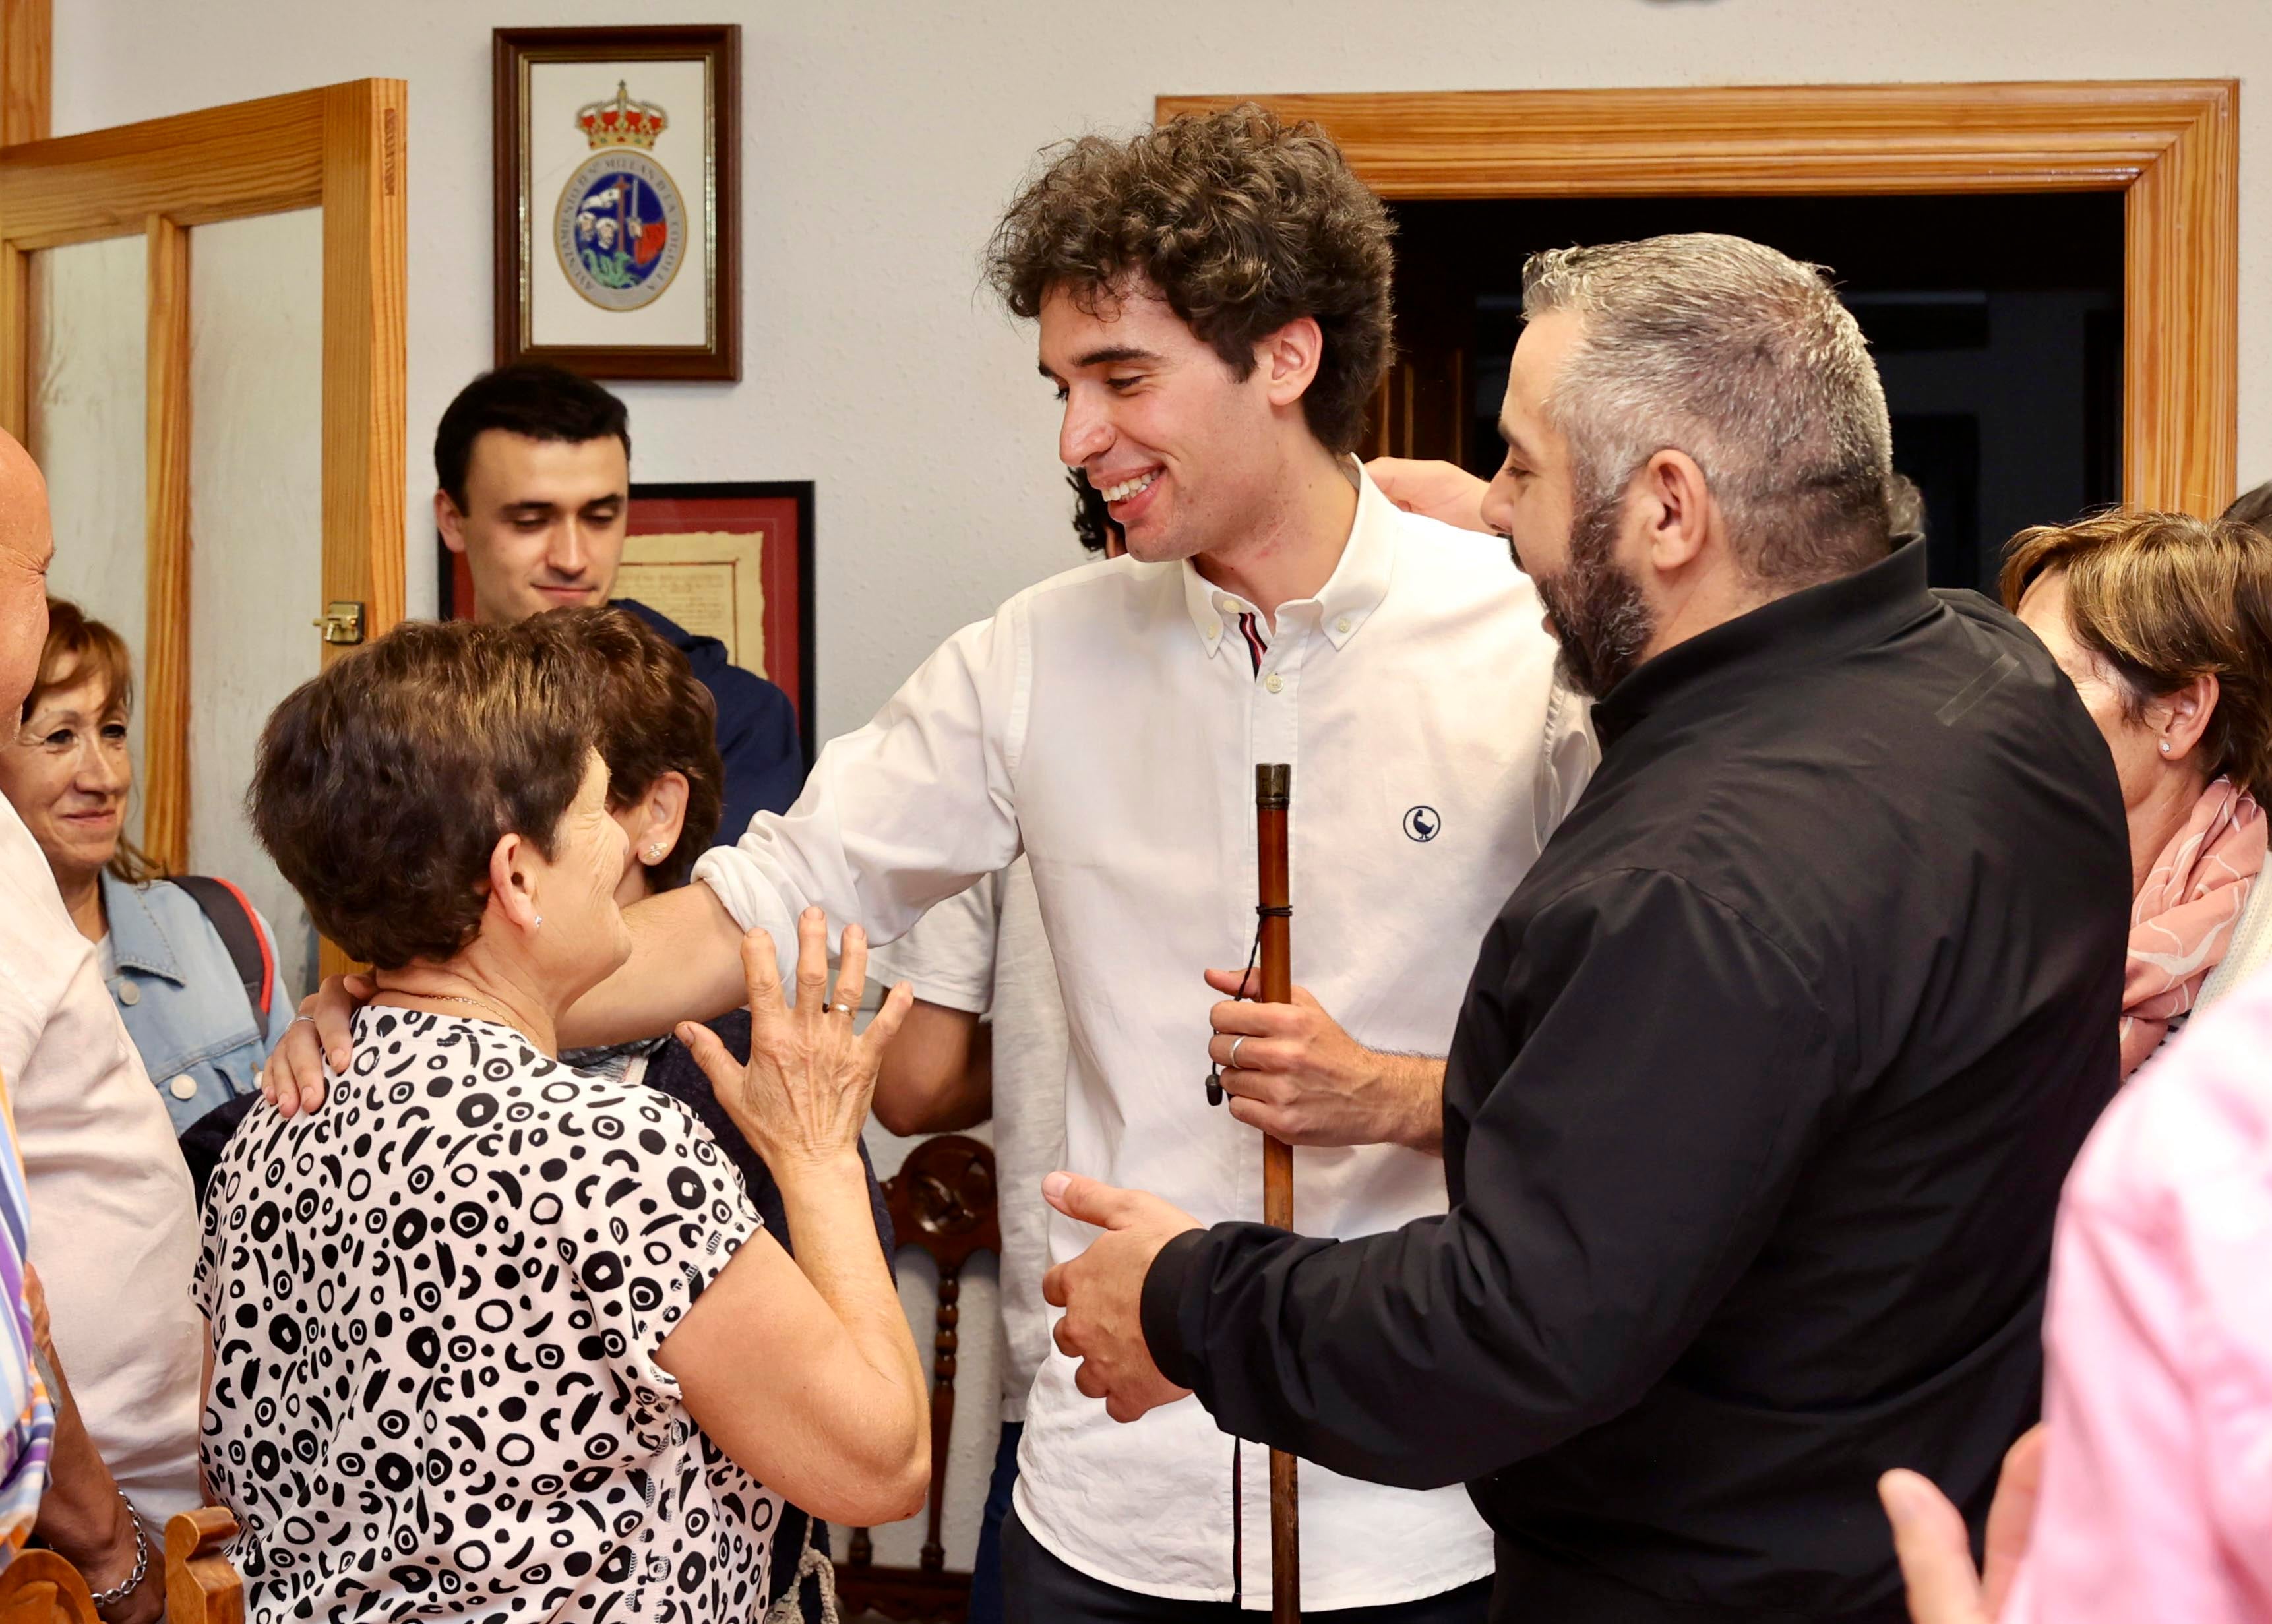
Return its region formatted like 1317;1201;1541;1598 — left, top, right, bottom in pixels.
1878;506;2272;1623
2004;511;2272;1073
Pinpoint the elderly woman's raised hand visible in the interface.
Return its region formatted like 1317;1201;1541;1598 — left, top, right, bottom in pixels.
680;907;913;1173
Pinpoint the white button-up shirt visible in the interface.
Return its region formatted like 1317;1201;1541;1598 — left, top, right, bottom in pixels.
694;468;1593;1607
0;798;202;1537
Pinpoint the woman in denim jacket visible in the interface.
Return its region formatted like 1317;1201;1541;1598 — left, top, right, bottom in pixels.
0;601;292;1130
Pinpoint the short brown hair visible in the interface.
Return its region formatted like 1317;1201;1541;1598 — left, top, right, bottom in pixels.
985;104;1394;456
26;598;162;883
524;606;722;889
249;618;599;969
2001;510;2272;793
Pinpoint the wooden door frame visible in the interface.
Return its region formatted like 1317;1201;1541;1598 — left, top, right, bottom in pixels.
1159;82;2238;517
0;79;407;874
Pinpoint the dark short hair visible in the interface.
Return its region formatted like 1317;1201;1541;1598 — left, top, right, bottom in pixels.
434;365;631;511
249;618;600;969
2221;478;2272;535
524;607;722;889
986;105;1394;456
1068;469;1121;555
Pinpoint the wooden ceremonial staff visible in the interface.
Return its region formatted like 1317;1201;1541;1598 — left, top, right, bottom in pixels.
1255;763;1299;1623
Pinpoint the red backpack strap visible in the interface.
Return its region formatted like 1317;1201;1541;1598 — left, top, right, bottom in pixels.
170;876;276;1027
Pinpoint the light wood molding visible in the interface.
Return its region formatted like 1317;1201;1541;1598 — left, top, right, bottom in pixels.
0;87;326;250
315;78;407;980
1158;81;2238;516
143;212;191;874
0;242;23;442
318;78;407;666
0;0;48;146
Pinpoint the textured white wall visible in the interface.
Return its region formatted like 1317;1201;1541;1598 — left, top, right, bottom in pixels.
54;0;2272;746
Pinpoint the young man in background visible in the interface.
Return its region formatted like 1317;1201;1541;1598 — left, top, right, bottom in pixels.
434;365;806;835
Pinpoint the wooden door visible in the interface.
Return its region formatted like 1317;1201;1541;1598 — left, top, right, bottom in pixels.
0;80;406;987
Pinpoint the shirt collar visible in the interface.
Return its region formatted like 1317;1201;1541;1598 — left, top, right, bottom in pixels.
100;871;187;984
1181;458;1396;656
1590;539;1940;750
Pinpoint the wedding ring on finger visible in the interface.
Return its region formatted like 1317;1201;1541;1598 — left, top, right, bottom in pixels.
1227;1035;1248;1070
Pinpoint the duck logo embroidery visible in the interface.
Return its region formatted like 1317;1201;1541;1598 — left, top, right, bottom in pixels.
555;82;687;313
1403;805;1441;843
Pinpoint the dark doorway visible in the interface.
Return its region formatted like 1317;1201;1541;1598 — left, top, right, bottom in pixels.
1379;193;2126;594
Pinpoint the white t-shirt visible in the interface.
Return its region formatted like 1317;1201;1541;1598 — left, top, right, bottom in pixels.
196;1008;782;1621
871;858;1063;1422
0;796;202;1533
694;467;1595;1608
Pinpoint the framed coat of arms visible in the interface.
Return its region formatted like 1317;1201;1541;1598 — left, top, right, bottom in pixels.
493;25;739;380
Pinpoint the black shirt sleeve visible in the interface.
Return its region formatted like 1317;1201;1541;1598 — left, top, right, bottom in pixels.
1141;868;1841;1490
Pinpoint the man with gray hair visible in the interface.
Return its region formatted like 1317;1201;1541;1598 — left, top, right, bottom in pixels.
1042;234;2131;1621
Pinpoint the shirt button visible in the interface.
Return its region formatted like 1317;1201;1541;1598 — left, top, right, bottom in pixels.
1217;595;1239;613
168;1074;197;1101
117;982;140;1007
1336;616;1353;634
1207;623;1221;639
1266;674;1284;694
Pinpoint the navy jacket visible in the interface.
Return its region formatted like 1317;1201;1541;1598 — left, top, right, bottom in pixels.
615;597;806;841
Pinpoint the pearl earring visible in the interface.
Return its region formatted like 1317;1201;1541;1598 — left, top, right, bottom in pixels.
646;843;665;861
2160;739;2171;755
533;915;543;928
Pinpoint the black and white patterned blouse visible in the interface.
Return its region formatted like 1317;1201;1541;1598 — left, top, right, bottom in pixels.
195;1008;780;1622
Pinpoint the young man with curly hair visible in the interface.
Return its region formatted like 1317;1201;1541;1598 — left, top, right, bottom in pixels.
276;106;1589;1621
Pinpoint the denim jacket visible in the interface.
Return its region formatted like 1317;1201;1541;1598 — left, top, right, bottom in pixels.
99;872;294;1132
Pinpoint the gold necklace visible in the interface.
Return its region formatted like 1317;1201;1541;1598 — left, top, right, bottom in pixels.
389;987;522;1029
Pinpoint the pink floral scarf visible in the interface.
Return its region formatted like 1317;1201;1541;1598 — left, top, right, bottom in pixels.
2120;776;2267;1077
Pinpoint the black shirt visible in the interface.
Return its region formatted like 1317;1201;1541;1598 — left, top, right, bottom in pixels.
1141;543;2130;1621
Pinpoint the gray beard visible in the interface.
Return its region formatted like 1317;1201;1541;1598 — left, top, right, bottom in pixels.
1532;493;1656;700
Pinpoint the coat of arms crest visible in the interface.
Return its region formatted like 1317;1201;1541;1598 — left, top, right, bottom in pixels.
554;82;688;311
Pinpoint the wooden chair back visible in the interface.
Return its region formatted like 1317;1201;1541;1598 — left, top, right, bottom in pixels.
165;1508;243;1624
0;1551;96;1624
0;1505;241;1624
835;1134;1001;1623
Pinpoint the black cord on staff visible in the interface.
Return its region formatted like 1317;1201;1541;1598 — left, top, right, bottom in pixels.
1207;903;1293;1106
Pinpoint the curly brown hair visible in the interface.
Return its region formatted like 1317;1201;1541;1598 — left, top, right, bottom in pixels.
2001;509;2272;794
985;104;1394;456
248;618;599;969
523;605;722;889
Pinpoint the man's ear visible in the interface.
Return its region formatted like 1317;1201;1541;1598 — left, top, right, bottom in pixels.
485;830;541;937
1258;316;1325;411
1634;449;1715;577
436;489;468;557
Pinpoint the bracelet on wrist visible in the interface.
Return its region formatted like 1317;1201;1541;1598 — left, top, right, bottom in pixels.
85;1489;149;1611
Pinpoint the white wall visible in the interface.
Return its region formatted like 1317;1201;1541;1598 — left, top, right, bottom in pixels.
53;0;2272;746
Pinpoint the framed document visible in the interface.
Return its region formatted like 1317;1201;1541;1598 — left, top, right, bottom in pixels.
493;25;739;380
442;480;816;761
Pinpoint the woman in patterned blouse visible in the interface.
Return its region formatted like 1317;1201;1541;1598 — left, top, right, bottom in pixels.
197;617;927;1622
